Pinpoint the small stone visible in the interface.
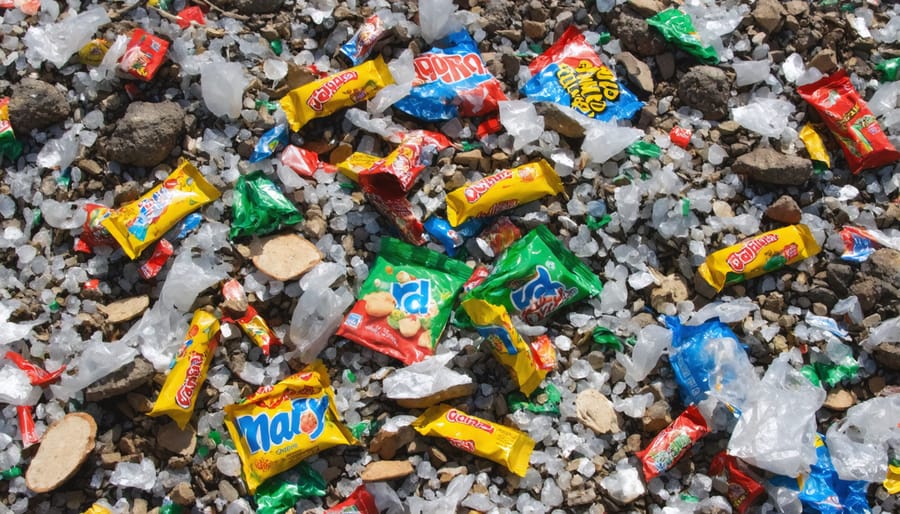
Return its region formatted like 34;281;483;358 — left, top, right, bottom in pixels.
8;78;71;133
753;0;787;34
369;426;416;460
496;29;523;44
126;393;153;414
873;343;900;371
849;277;882;312
823;389;855;411
612;13;667;57
864;248;900;285
360;460;415;481
627;0;664;17
219;480;240;502
329;142;353;165
105;101;186;168
523;20;546;40
223;0;283;14
765;195;802;224
650;274;689;311
678;66;732;121
437;465;468;483
84;357;155;402
98;295;150;324
809;49;838;73
617;52;654;95
537;103;585;138
454;149;486;170
25;413;98;493
712;200;735;218
169;482;196;506
157;422;197;456
100;451;122;468
251;233;322;282
132;499;148;514
655;53;676;80
575;389;620;435
732;148;813;185
642;401;672;433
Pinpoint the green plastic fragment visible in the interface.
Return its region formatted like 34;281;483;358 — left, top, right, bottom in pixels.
196;445;209;458
626;141;661;160
229;170;304;239
585;214;612;230
598;32;612;45
0;466;22;479
680;493;700;503
270;39;283;56
647;9;719;65
529;43;543;54
56;169;71;188
592;326;624;351
49;300;60;312
681;198;691;217
877;57;900;82
800;365;822;387
813;360;859;388
254;463;327;514
339;181;356;190
460;141;481;152
350;420;371;440
208;430;222;445
254;99;281;112
0;131;23;163
507;384;562;416
343;369;357;383
159;502;183;514
223;439;236;450
33;209;42;227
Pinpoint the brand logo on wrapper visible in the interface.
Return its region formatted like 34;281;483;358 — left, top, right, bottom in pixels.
447;438;476;453
725;234;779;272
391;279;430;315
235;395;329;453
175;351;205;409
446;409;494;433
555;60;620;118
414;53;489;84
307;71;359;111
478;324;518;355
510;266;578;323
464;169;513;203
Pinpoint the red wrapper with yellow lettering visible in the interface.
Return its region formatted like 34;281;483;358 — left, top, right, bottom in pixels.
280;57;394;132
446;159;564;227
358;130;451;198
147;309;220;429
224;362;357;494
411;404;534;477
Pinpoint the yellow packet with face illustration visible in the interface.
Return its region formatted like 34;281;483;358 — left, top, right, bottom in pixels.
445;159;564;227
411;404;534;477
280;57;394;132
698;224;821;293
336;151;380;183
224;361;358;494
461;298;547;396
101;161;220;259
147;309;220;429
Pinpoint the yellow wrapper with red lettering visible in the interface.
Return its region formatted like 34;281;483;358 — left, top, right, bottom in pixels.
280;57;394;132
445;159;564;227
337;151;380;183
462;298;547;396
147;309;220;429
102;161;220;259
224;362;357;494
698;224;821;293
411;404;534;477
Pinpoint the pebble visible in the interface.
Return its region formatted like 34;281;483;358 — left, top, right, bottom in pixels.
8;78;71;133
104;101;186;168
157;422;197;456
85;358;155;402
678;66;732;121
617;51;654;95
250;233;322;282
25;413;97;493
98;295;150;324
823;389;855;411
752;0;787;33
575;389;620;435
360;460;415;482
765;195;803;224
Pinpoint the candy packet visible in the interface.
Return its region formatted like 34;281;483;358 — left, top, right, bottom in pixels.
222;280;282;357
0;97;23;163
647;9;719;65
393;30;507;121
102;161;221;259
336;237;472;365
423;216;486;257
479;216;522;256
840;225;900;262
249;125;288;163
138;239;174;280
336;151;380;182
224;362;357;494
358;130;451;198
147;309;220;429
340;13;390;66
709;452;765;514
411;404;535;477
798;69;900;174
325;484;379;513
118;29;170;81
636;404;710;480
445;159;564;227
697;224;822;293
229;170;304;239
522;26;643;122
799;123;831;171
365;192;428;246
74;203;117;254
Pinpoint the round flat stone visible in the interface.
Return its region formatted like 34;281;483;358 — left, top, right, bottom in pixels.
251;233;322;282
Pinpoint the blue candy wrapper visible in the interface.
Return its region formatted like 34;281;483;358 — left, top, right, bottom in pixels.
249;125;288;163
522;26;643;122
175;212;203;239
340;14;388;66
393;30;507;121
424;216;487;257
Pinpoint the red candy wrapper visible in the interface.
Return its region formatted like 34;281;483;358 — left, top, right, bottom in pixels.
119;29;170;81
462;264;490;293
636;404;710;480
365;192;427;245
17;405;39;448
5;351;66;387
75;203;117;254
530;334;558;371
325;484;379;514
281;145;336;177
176;6;205;29
710;451;765;514
358;130;451;198
798;69;900;174
482;216;522;256
138;239;174;280
669;126;692;149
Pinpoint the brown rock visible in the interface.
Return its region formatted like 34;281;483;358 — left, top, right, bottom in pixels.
650;273;689;311
642;401;672;433
8;78;71;133
809;49;839;74
85;357;155;402
360;460;415;481
169;482;196;506
105;101;185;168
765;195;802;224
98;295;150;324
732;148;813;185
823;388;855;411
678;66;732;121
157;422;197;456
523;20;546;40
627;0;665;17
575;389;620;435
25;413;97;493
617;52;654;95
864;248;900;285
369;426;416;460
753;0;787;34
251;233;322;282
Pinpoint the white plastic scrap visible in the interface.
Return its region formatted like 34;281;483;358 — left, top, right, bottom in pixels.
288;285;354;363
408;473;475;514
825;395;900;483
0;364;40;405
600;459;646;503
201;61;251;119
417;0;464;43
499;100;544;151
109;458;157;491
23;7;110;68
0;301;41;346
383;352;473;402
618;324;671;383
731;98;796;138
50;340;138;401
863;316;900;349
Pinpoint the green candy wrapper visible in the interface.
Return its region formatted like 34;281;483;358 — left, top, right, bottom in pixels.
626;141;661;160
648;9;719;65
1;97;23;163
230;170;304;239
254;463;327;514
877;57;900;82
457;225;602;326
507;384;562;415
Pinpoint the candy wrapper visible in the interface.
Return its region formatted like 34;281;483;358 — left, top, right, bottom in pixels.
799;123;831;171
459;225;603;326
365;192;427;246
138;239;173;280
507;384;561;416
281;145;336;178
647;9;719;65
462;298;547;396
358;130;451;197
522;26;643;122
5;351;66;387
336;237;472;365
250;125;289;163
462;264;490;293
412;404;535;477
709;452;765;514
147;309;220;429
336;151;380;182
445;159;564;227
0;97;23;163
480;216;522;256
74;203;116;253
222;279;282;356
17;405;39;448
840;225;900;262
697;224;821;293
530;334;558;371
224;362;357;494
424;216;486;257
102;161;220;259
230;170;304;239
280;57;394;131
118;29;170;81
325;484;379;514
340;14;389;66
393;30;507;121
798;69;900;174
175;6;205;29
254;463;327;514
636;404;710;480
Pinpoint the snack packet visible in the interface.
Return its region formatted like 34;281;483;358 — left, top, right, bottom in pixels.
798;69;900;174
138;239;174;280
336;237;472;364
522;26;643;122
424;215;486;257
459;225;603;325
445;159;564;227
709;452;765;514
799;123;831;171
479;216;522;256
697;224;822;293
249;125;288;163
358;130;451;197
118;29;170;81
340;14;389;66
224;362;357;494
325;484;379;514
336;151;380;182
636;404;710;480
365;192;428;246
394;30;507;121
280;57;394;131
102;161;220;259
281;145;337;178
840;225;900;262
78;39;110;67
147;309;220;429
647;9;719;65
0;97;23;163
411;404;534;477
74;203;116;253
229;170;304;239
17;405;38;448
462;298;547;395
222;279;281;356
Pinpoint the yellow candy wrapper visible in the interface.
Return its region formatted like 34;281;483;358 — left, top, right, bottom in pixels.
462;298;547;396
102;161;220;259
799;123;831;170
78;39;110;67
280;57;394;132
446;159;564;227
336;151;380;183
147;309;220;429
224;361;357;494
698;224;821;293
885;462;900;495
411;404;534;477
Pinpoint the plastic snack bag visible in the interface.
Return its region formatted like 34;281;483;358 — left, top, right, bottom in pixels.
637;404;710;480
647;9;719;65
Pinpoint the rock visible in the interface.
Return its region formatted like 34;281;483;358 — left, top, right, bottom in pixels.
873;343;900;371
219;480;240;502
250;233;322;282
222;0;283;14
157;422;197;456
655;52;676;80
8;78;71;133
823;388;855;411
454;149;487;171
825;263;853;297
84;357;155;402
523;20;546;40
98;295;150;324
752;0;787;34
25;413;97;493
496;29;523;44
437;465;467;483
677;66;732;121
536;103;585;138
627;0;664;17
575;389;620;435
105;101;185;168
611;13;667;57
369;426;416;460
360;460;415;481
617;52;654;95
864;248;900;285
642;401;672;433
809;49;839;73
732;148;813;185
849;277;882;312
765;195;802;224
169;482;196;506
650;274;689;311
527;1;549;22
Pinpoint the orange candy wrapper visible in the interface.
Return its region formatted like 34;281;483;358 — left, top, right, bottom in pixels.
411;404;534;477
224;362;357;494
147;309;220;429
